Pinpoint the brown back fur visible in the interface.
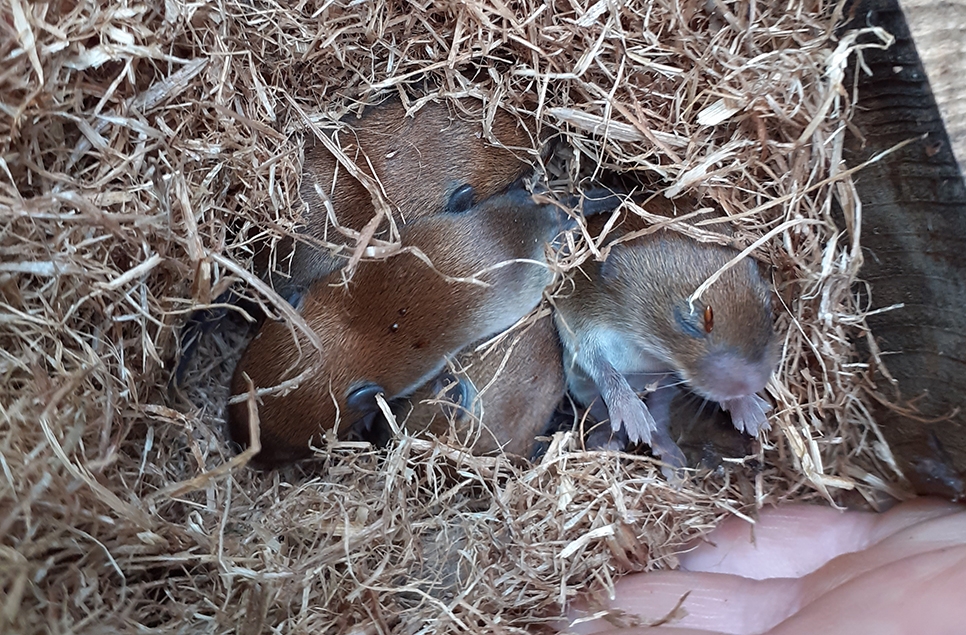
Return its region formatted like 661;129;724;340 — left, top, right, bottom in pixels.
268;97;544;298
230;189;564;466
400;313;564;457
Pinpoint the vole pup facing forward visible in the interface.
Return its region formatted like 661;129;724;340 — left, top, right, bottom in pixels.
398;313;565;458
554;197;779;469
230;187;572;467
273;97;543;300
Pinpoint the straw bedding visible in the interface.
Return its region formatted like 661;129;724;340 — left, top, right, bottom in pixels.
1;0;909;632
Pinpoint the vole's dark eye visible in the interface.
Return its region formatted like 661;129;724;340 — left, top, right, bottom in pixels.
674;305;707;339
444;184;475;214
703;305;714;333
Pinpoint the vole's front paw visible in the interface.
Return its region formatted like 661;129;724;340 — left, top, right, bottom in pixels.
607;392;657;445
720;394;772;435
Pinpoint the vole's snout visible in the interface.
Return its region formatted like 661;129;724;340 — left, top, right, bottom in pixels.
694;350;773;402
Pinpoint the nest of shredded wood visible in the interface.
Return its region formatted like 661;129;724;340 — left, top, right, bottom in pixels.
1;0;910;632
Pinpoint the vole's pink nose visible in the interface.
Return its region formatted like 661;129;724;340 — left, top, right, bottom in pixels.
694;351;773;401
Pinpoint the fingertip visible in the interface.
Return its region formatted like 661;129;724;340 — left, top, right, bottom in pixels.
565;571;801;635
869;497;966;543
679;505;877;579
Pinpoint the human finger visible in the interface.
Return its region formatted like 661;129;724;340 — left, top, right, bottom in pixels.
678;498;963;579
564;500;966;634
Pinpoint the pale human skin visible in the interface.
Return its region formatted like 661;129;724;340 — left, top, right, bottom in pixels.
563;498;966;635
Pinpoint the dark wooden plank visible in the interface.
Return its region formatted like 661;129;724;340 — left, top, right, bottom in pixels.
844;0;966;499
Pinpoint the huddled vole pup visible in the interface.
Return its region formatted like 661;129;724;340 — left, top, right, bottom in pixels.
271;97;544;301
230;186;574;466
180;98;541;382
397;313;565;458
554;196;779;469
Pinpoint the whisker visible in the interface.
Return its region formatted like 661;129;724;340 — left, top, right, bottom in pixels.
659;376;690;390
689;395;710;429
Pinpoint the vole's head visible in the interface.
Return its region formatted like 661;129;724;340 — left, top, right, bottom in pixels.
605;232;779;403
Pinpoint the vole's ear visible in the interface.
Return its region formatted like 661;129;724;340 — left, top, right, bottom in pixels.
431;372;477;424
444;183;475;214
346;382;386;413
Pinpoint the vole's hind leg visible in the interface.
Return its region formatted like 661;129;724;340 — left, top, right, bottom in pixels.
641;379;688;480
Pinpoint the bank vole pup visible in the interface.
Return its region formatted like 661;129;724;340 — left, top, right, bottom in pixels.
554;196;779;469
647;382;754;470
397;313;565;458
271;97;544;301
230;187;573;466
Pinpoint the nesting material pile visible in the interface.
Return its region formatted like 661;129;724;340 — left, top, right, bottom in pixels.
1;0;906;632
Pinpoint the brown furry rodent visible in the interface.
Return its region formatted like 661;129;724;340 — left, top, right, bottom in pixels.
270;97;544;302
554;196;779;470
230;187;572;466
396;313;565;458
